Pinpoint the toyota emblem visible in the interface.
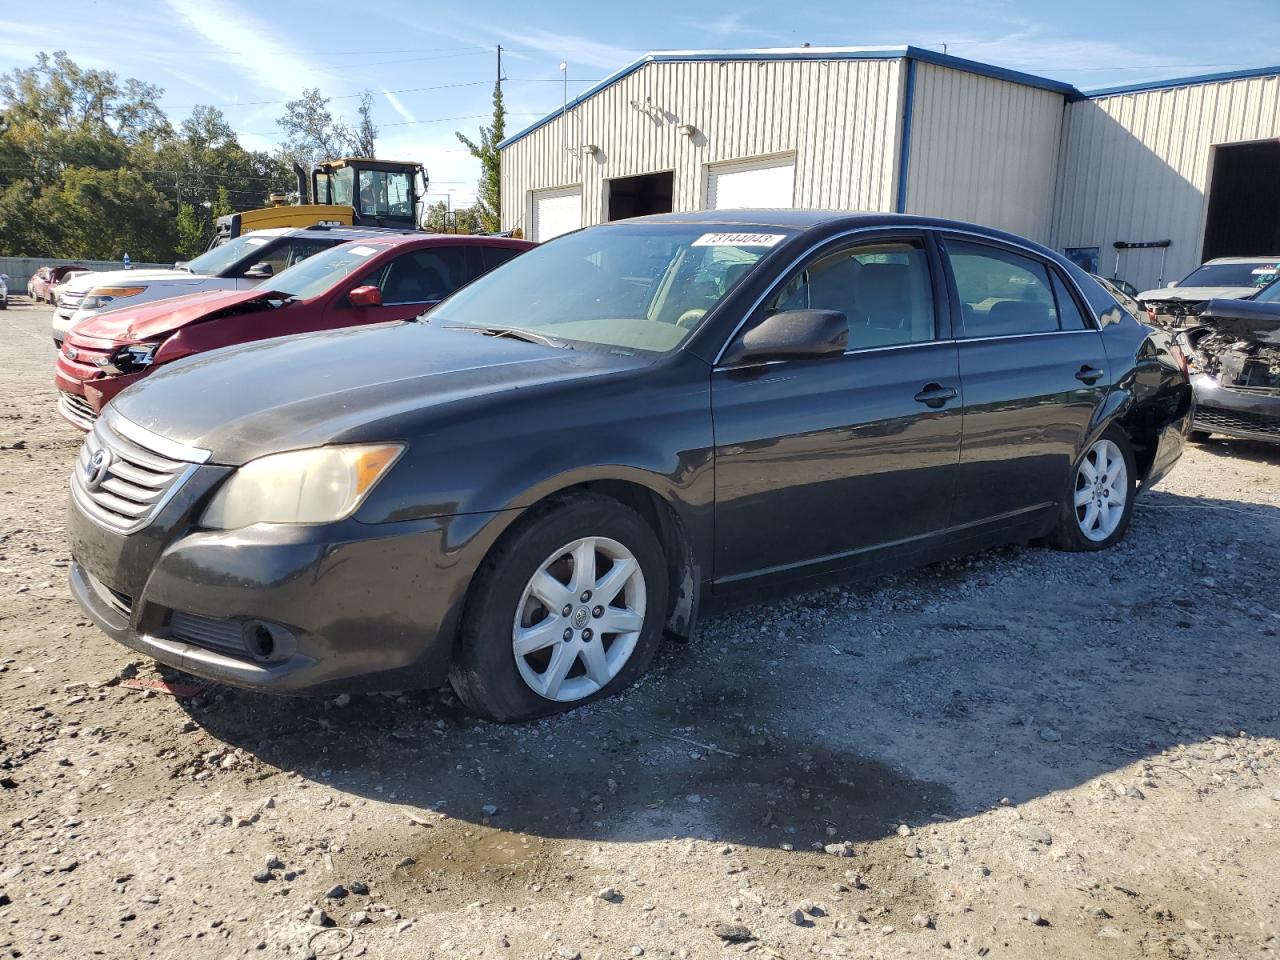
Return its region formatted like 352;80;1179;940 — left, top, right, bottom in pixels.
83;448;112;490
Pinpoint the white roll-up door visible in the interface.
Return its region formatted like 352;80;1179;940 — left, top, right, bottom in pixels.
530;187;582;241
706;156;796;210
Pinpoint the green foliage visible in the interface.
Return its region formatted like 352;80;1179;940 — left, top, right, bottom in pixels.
424;200;484;234
175;202;205;260
33;167;176;261
456;81;506;233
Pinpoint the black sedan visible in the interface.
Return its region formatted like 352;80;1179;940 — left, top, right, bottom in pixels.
66;212;1192;720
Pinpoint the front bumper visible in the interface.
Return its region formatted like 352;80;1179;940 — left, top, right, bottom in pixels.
1190;373;1280;443
67;417;512;694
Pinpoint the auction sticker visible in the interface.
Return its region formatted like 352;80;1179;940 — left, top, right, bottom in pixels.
347;245;379;256
692;232;787;248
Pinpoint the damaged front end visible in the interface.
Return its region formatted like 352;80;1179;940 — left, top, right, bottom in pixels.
1181;299;1280;442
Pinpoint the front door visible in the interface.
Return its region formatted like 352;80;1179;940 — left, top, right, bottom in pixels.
938;236;1111;527
711;233;962;586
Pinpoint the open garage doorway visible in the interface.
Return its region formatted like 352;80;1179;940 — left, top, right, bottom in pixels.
1202;140;1280;261
607;172;674;221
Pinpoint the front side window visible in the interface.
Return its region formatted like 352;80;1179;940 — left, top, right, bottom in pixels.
947;241;1060;337
329;168;354;207
250;238;334;277
430;224;787;353
365;247;468;304
185;232;275;277
765;240;936;349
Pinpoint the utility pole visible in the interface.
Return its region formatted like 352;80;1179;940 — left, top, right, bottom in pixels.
497;44;502;91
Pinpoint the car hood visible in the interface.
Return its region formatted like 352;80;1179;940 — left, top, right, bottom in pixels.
1197;298;1280;346
1139;285;1261;304
111;321;646;463
70;288;288;343
62;267;193;294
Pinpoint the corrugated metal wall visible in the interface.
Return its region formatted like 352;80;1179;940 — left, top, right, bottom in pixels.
1051;75;1280;292
501;57;904;234
906;63;1065;242
0;257;171;291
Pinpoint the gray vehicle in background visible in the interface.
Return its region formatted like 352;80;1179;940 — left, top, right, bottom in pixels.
1139;257;1280;327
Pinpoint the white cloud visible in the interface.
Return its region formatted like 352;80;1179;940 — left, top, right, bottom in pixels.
383;90;417;125
162;0;341;97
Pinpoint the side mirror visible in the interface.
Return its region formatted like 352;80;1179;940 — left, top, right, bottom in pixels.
348;285;382;308
244;262;274;279
722;309;848;366
1167;280;1178;288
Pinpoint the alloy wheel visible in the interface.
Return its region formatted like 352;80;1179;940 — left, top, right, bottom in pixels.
512;536;647;702
1073;438;1127;542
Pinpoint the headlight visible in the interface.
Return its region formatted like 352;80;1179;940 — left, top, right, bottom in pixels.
81;285;147;309
200;444;403;529
95;342;158;375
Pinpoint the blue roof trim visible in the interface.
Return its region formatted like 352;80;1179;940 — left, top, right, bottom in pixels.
498;45;1077;150
1086;64;1280;99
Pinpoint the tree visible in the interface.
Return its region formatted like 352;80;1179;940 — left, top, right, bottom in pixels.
423;200;483;234
277;88;377;172
175;202;204;260
455;79;505;233
33;167;176;261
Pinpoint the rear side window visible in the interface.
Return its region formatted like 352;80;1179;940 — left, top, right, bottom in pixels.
1051;272;1091;330
947;241;1060;337
480;246;525;273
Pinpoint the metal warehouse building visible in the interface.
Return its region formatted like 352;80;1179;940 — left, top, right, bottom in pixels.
498;46;1280;292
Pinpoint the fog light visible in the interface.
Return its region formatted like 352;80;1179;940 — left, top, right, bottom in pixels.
242;620;297;663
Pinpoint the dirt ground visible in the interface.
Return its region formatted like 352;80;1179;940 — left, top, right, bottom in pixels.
1;297;1277;960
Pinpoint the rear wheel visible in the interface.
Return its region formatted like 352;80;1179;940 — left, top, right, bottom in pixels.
450;494;669;721
1047;427;1137;552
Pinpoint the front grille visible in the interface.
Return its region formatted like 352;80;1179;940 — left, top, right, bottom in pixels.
170;612;248;659
58;391;98;430
71;412;206;534
1195;405;1280;438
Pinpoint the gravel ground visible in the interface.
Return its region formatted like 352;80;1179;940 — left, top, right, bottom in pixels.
1;298;1278;960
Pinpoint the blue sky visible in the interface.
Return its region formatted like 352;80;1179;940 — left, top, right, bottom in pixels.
3;0;1279;206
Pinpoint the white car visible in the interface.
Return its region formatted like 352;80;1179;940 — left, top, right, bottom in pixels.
50;227;348;346
1138;256;1280;327
0;274;8;310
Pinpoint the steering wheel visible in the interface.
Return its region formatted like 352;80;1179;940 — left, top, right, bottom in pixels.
676;308;707;329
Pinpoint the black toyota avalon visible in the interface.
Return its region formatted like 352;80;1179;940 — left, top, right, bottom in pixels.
66;212;1192;720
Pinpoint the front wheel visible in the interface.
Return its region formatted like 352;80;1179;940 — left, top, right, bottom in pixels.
1046;428;1137;552
450;494;669;721
1188;429;1212;444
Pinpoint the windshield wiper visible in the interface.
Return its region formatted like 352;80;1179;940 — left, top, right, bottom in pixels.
441;324;572;349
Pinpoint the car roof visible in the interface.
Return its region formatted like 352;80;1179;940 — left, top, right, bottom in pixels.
328;232;534;249
1202;256;1280;264
612;210;1063;253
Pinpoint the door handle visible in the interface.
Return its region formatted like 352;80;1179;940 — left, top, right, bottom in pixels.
1074;365;1106;384
913;383;958;408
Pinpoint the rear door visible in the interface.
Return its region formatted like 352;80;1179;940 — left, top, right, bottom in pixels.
939;235;1110;528
711;230;962;586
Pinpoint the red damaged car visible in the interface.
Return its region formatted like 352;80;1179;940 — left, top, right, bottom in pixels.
55;233;533;429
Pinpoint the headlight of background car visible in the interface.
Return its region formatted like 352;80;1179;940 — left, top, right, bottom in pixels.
201;444;403;529
80;285;147;310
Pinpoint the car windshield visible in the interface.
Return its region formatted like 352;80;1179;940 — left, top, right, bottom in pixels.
266;240;388;300
185;233;278;276
430;224;789;352
1178;260;1280;288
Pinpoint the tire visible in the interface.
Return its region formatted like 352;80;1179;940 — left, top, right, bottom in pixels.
1047;426;1138;552
450;493;670;721
1188;429;1212;444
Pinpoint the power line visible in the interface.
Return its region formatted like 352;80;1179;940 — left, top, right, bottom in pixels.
161;79;492;111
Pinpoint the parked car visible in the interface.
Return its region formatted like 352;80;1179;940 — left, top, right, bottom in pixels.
66;212;1191;720
50;226;401;346
28;264;85;304
1179;283;1280;444
52;268;92;305
55;233;531;429
0;274;8;310
1138;256;1280;327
